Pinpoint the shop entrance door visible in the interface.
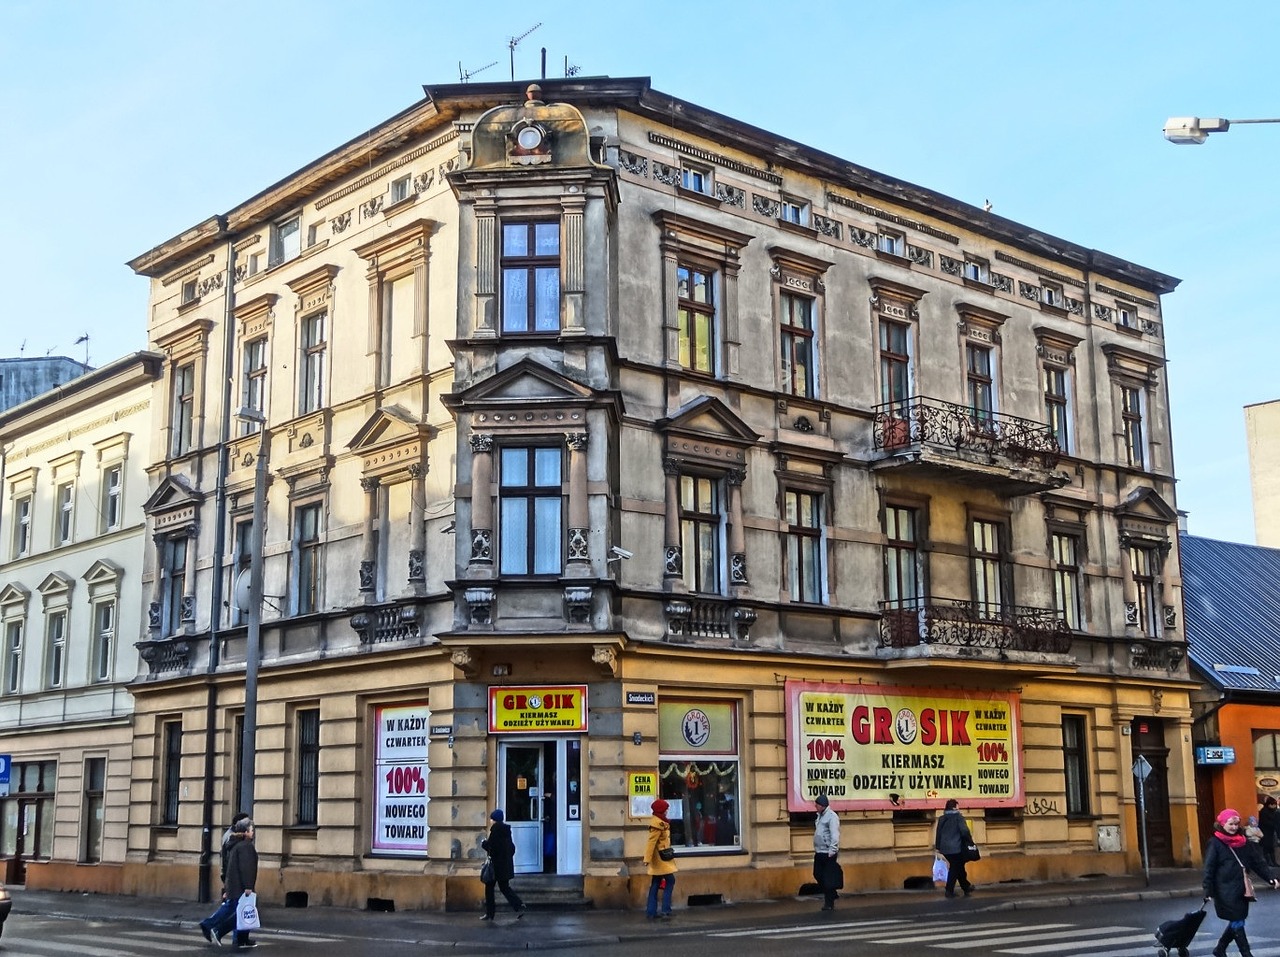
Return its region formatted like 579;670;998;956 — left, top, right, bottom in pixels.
498;738;582;875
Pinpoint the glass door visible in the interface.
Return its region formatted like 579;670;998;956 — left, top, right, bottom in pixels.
500;743;544;874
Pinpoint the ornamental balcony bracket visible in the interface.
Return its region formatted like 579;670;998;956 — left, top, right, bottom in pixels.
135;637;193;678
349;601;424;646
664;596;758;644
872;395;1067;496
878;597;1072;658
1127;638;1186;674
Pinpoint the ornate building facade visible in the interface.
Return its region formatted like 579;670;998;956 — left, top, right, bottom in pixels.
114;77;1192;910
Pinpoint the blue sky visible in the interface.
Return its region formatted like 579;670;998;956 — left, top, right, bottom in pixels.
2;0;1275;544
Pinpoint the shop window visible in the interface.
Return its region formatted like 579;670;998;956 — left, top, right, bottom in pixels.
1254;733;1280;771
657;700;740;851
0;760;56;860
1062;714;1091;816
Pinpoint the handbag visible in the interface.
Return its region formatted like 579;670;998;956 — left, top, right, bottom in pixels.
964;843;981;862
480;858;495;884
1229;846;1257;901
658;846;676;861
235;891;261;931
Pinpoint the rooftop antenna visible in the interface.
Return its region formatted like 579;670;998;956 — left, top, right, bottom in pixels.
508;22;541;80
564;55;581;77
459;59;497;83
18;339;26;356
74;333;90;366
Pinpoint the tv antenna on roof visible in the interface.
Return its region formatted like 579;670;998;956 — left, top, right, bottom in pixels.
508;22;541;80
459;59;498;83
74;333;90;366
564;56;581;77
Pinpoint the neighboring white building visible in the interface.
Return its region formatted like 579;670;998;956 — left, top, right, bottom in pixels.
0;351;162;891
1246;398;1280;547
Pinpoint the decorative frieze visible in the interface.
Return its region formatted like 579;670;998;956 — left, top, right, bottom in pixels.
826;192;961;244
850;227;876;249
1018;281;1041;302
664;544;683;577
906;245;933;268
730;553;748;585
470;527;492;563
714;183;745;207
990;273;1013;294
812;214;841;240
752;193;780;217
359;560;376;592
940;255;962;277
1094;305;1113;323
619;150;648;176
408;550;424;583
360;196;384;220
1065;297;1085;316
330;210;352;234
567;527;589;561
652;161;680;186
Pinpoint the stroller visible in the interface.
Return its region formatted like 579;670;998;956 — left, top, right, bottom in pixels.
1154;901;1206;957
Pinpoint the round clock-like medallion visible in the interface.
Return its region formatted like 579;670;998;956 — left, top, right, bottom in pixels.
516;126;544;150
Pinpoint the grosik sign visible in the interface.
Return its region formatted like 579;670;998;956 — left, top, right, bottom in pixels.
488;685;589;733
784;680;1022;811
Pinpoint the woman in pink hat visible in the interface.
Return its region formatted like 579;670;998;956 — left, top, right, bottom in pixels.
644;798;677;919
1203;808;1278;956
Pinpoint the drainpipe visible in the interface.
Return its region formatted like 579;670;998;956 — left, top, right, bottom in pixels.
198;230;236;903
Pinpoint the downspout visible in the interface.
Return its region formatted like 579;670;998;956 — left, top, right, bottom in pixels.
198;229;236;903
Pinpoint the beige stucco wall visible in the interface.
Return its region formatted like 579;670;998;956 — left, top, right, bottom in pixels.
1246;399;1280;546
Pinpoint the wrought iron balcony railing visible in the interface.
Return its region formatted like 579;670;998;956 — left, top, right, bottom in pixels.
873;395;1062;471
879;597;1072;655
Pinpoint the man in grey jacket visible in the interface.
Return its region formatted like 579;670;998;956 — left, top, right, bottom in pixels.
934;798;975;898
812;793;841;910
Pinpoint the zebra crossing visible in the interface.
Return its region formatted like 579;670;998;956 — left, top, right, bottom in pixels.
0;918;342;955
707;915;1280;957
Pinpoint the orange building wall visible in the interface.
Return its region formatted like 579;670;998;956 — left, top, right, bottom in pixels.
1205;703;1280;825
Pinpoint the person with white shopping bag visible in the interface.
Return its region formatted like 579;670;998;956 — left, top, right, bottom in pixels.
216;818;259;948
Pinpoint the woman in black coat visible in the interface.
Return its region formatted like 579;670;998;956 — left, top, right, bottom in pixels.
480;809;525;921
218;819;259;948
1203;808;1277;957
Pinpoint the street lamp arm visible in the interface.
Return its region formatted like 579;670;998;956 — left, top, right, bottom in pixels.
1164;115;1280;145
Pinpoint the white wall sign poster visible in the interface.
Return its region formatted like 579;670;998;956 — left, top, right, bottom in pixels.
372;702;430;855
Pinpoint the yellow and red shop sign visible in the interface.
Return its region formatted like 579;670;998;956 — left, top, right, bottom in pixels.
785;680;1022;811
489;685;588;733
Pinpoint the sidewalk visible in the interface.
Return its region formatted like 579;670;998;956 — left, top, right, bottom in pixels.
5;869;1205;950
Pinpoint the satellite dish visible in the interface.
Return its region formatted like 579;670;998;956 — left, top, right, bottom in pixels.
233;569;253;612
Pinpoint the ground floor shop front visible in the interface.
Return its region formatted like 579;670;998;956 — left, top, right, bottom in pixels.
97;638;1203;910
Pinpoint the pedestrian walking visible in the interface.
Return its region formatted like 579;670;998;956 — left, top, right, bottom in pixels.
1258;797;1279;866
934;798;976;898
480;809;525;921
812;793;841;911
1203;807;1278;957
643;797;677;919
209;818;259;949
198;812;251;945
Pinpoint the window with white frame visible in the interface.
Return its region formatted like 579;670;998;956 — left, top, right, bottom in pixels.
270;214;302;267
680;474;723;594
55;482;74;546
294;503;322;615
241;338;267;433
298;311;326;415
681;164;712;195
1128;544;1160;637
180;278;199;305
784;489;824;604
1117;304;1137;329
1051;531;1083;630
390;174;412;205
877;230;904;256
779;196;809;225
678;263;717;375
499;446;563;576
1044;365;1072;453
101;464;123;533
966;343;996;429
3;619;22;695
970;518;1005;619
306;222;323;249
13;494;33;558
779;292;816;398
46;610;66;688
92;600;115;682
1041;282;1064;308
170;362;195;456
501;221;561;333
159;536;187;636
963;258;989;283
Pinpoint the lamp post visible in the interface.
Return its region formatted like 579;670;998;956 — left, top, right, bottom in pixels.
235;407;269;817
1163;116;1280;144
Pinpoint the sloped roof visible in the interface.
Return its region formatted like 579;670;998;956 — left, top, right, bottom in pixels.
1182;533;1280;695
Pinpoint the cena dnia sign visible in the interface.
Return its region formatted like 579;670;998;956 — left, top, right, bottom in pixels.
784;680;1023;811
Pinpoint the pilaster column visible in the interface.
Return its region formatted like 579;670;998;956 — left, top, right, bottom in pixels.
474;199;497;337
148;534;165;633
662;457;684;591
181;526;199;623
469;434;494;571
727;469;748;587
359;477;380;596
408;462;426;585
561;192;586;333
1119;537;1138;631
566;433;589;564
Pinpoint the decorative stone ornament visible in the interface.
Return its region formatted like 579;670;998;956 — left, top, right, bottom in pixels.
509;118;551;165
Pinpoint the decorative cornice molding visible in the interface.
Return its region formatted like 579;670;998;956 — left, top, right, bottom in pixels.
1095;282;1157;308
826;192;960;244
314;129;460;210
994;250;1086;289
647;131;783;185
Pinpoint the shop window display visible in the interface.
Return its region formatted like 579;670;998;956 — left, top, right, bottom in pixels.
659;761;739;847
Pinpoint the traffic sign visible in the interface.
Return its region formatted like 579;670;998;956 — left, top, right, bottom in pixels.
1133;755;1152;782
0;753;10;797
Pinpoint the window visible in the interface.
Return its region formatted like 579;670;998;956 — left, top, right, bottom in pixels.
1121;385;1145;468
161;721;182;826
180;278;198;304
1061;715;1090;817
1128;545;1159;637
966;344;995;428
680;475;722;594
171;362;195;456
295;504;322;615
296;708;320;826
4;620;21;694
270;214;301;266
879;321;911;411
970;518;1004;618
1044;366;1071;453
241;338;267;433
54;482;74;545
779;197;809;225
1117;305;1137;329
101;464;123;532
678;264;716;374
231;518;252;625
299;312;326;415
390;174;412;205
1254;732;1280;772
12;494;32;558
1042;283;1064;308
963;258;989;283
0;761;56;862
877;231;904;256
779;292;816;397
499;447;562;576
657;699;741;850
160;537;187;636
501;221;561;333
248;251;263;277
784;490;823;603
884;505;921;607
1052;532;1082;630
681;165;711;195
82;757;106;863
46;610;66;688
92;600;115;682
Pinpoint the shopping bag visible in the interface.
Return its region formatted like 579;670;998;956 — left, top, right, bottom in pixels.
932;856;949;883
236;891;261;931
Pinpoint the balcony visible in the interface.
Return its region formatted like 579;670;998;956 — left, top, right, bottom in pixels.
872;395;1067;496
664;596;758;643
879;597;1073;662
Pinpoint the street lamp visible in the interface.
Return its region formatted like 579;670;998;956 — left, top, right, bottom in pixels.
235;406;269;817
1163;116;1280;144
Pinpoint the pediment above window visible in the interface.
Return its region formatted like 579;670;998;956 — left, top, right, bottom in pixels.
38;571;74;607
0;582;30;615
1116;486;1177;543
659;396;759;466
83;559;123;590
143;474;204;530
444;358;613;432
348;405;432;480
